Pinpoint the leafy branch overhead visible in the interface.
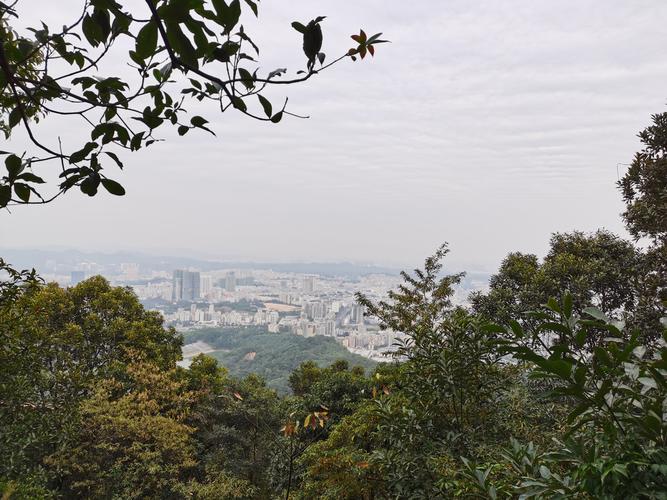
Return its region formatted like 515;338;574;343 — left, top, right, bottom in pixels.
0;1;386;208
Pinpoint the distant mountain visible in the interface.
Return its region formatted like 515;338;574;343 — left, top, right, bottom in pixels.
0;248;400;278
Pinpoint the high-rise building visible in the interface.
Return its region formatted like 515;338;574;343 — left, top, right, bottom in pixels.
70;270;85;285
225;272;236;292
350;304;364;325
201;275;213;297
172;270;201;301
120;263;140;281
302;275;315;294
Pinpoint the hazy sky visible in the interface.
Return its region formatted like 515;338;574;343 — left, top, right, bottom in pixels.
2;0;667;270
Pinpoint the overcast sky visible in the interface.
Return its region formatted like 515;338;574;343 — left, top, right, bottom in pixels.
2;0;667;270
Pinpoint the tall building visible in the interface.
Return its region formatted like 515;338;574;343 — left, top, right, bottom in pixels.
302;275;315;294
350;304;364;325
225;272;236;292
172;270;201;301
200;275;213;297
70;270;85;285
120;263;140;281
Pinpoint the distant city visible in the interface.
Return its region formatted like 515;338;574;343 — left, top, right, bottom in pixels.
6;249;491;362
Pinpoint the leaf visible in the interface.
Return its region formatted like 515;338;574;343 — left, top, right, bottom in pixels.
238;68;254;89
104;151;124;169
130;132;144;151
101;178;125;196
135;21;158;59
69;142;98;164
0;185;11;206
5;154;23;179
257;95;272;118
270;111;283;123
317;52;325;65
13;183;30;202
563;292;573;318
638;377;657;390
82;13;103;47
267;68;287;79
212;0;242;34
178;125;189;136
233;392;243;400
165;21;198;69
583;307;608;322
17;172;45;184
80;174;100;196
8;107;21;129
231;96;247;112
291;21;306;34
190;116;209;128
303;20;323;65
213;41;239;62
243;0;258;16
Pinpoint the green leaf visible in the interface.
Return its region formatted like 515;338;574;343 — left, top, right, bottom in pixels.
14;183;30;202
302;20;323;65
5;154;23;179
258;95;272;117
130;132;145;151
0;185;11;206
231;96;246;112
563;292;573;318
291;21;306;34
82;14;103;47
583;307;608;322
238;68;254;90
165;21;198;69
70;142;98;164
104;152;124;169
8;107;21;129
135;21;158;59
212;0;241;34
638;377;657;390
92;8;111;43
17;172;45;184
80;174;100;196
190;116;208;127
243;0;258;16
101;178;125;196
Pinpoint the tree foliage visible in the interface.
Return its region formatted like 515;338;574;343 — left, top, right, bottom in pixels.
0;276;182;486
470;230;662;343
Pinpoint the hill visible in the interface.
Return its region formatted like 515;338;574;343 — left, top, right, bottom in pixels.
182;326;378;393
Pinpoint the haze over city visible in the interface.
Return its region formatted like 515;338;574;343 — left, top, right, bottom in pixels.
3;1;667;269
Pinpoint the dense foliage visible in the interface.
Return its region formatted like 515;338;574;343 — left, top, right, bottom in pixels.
2;236;665;497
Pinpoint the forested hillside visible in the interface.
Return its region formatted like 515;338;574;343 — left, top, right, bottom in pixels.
183;327;377;393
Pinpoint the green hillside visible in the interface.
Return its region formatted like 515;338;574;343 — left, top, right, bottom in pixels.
182;326;377;393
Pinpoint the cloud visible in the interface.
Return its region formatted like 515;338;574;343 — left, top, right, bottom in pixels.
1;0;664;269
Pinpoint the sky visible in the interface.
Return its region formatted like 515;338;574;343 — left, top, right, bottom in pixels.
2;0;667;271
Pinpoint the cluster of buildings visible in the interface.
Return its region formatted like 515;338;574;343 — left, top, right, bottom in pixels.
130;268;407;359
57;261;488;361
